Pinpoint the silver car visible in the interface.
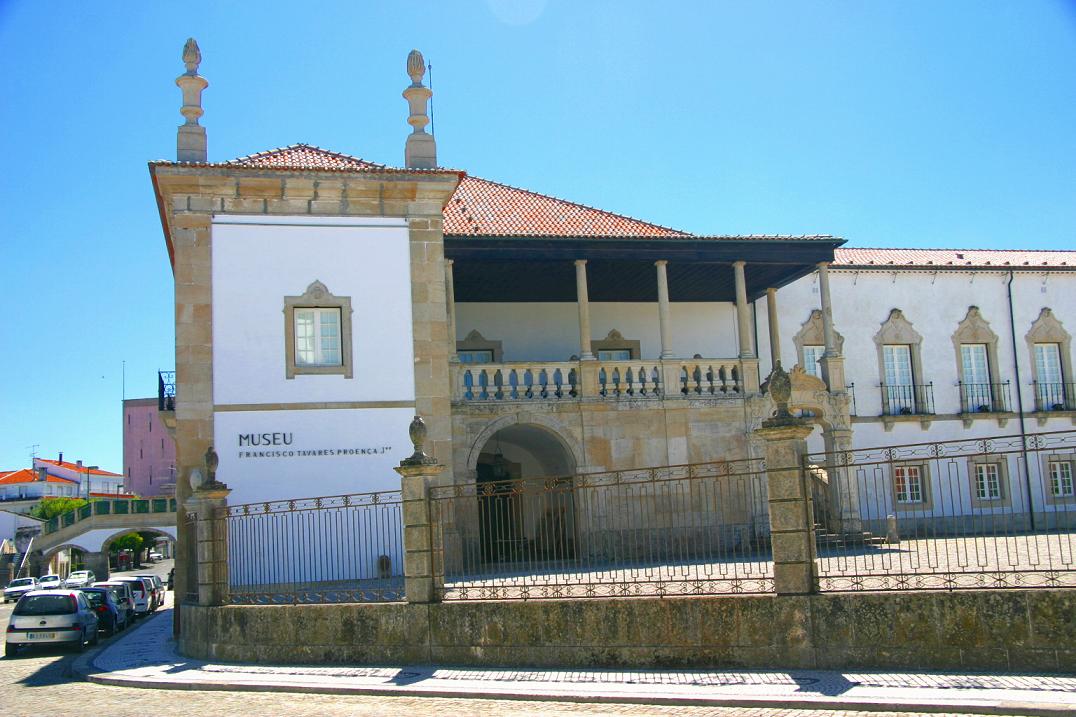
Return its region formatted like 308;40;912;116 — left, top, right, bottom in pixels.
6;590;98;657
63;570;97;589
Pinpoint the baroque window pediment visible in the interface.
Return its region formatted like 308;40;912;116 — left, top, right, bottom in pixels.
952;306;998;346
1025;308;1070;345
873;309;922;346
793;309;844;354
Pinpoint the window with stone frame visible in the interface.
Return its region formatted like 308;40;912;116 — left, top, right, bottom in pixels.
974;463;1002;501
1025;308;1073;412
874;309;928;416
1048;460;1074;499
793;310;843;378
591;329;641;360
891;463;933;510
456;329;503;363
284;280;354;379
952;306;1004;413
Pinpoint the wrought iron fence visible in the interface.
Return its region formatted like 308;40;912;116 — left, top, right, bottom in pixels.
226;490;404;604
429;459;773;600
958;381;1011;414
158;370;176;411
879;382;935;416
808;430;1076;591
1033;381;1075;412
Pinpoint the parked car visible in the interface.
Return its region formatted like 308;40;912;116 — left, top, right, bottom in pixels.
3;578;38;603
63;570;97;589
37;575;63;590
132;576;160;611
147;551;163;561
5;590;98;657
136;575;165;606
78;587;127;636
92;582;136;626
111;577;150;617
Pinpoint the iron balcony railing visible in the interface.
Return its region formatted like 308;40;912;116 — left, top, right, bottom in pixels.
958;381;1012;414
1033;381;1075;412
879;382;935;416
158;370;176;411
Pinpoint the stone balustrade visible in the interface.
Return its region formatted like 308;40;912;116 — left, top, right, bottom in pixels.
452;358;760;402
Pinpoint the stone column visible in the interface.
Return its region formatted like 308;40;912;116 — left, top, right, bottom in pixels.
655;260;675;359
445;259;458;363
766;287;781;371
821;427;861;534
816;262;847;392
755;364;817;595
575;260;595;360
394;416;446;604
733;261;754;359
185;480;231;607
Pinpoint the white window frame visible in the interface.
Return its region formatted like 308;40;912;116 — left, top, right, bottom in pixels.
893;464;925;505
802;345;825;379
283;280;353;380
1050;461;1074;498
974;463;1002;501
294;307;342;368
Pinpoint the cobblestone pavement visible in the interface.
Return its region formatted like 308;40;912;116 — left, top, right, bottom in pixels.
0;647;1037;717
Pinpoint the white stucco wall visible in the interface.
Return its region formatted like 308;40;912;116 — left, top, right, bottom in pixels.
210;216;417;505
455;302;742;360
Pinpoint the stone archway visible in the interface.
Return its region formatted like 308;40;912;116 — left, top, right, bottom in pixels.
101;527;177;573
466;419;580;567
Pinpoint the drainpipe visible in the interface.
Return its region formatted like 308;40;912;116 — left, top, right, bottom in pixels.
1008;269;1035;531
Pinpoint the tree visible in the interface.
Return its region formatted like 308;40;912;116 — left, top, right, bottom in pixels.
29;497;87;521
109;532;144;555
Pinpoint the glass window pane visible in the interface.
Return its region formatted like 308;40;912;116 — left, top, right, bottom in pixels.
598;349;631;361
803;345;824;378
961;344;989;385
295;310;315;365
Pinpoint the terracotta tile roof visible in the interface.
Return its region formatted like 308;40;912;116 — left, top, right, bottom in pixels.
0;469;77;486
227;144;386;171
834;248;1075;268
36;459;122;477
444;175;688;238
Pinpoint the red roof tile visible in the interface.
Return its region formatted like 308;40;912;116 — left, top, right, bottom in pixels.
0;469;77;486
227;144;386;171
445;175;688;238
36;459;122;477
835;248;1075;269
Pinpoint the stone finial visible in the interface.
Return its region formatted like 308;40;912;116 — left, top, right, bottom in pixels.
406;49;426;85
182;38;202;74
176;37;208;162
198;445;228;491
762;361;804;428
402;49;436;169
401;415;438;467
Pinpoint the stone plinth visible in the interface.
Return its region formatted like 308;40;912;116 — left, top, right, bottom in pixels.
395;461;446;603
185;485;230;606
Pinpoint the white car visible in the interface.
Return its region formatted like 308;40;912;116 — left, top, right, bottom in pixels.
3;578;38;603
37;575;63;590
63;570;97;589
5;590;99;657
111;577;150;616
148;551;164;561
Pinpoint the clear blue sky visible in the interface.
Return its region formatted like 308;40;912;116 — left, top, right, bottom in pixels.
1;1;1074;474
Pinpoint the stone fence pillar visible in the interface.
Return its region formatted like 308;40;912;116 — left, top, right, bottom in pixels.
185;452;231;607
756;363;818;595
394;416;446;604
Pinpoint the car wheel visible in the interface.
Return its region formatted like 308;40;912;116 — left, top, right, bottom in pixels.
5;642;16;658
72;630;86;653
90;629;99;646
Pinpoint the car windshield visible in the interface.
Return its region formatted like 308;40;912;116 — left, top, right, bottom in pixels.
14;595;76;615
8;579;34;588
40;576;59;582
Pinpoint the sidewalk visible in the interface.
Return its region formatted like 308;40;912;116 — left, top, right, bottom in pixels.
76;607;1076;716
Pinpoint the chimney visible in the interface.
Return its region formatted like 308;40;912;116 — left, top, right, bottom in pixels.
176;38;209;162
36;467;47;482
403;49;436;169
58;451;63;464
76;460;83;469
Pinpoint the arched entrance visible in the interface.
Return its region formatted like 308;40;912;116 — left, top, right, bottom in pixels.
102;528;177;572
472;423;578;566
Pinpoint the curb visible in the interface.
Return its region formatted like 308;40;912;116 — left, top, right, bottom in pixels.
72;612;1076;717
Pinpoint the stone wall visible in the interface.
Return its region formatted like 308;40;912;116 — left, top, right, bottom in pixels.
180;589;1075;673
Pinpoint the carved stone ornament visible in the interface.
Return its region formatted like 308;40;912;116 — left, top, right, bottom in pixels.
182;38;202;74
199;445;228;491
188;468;204;492
605;329;625;341
407;49;426;85
401;415;438;467
761;361;805;427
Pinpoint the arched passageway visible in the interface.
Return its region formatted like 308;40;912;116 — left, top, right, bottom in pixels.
473;423;577;565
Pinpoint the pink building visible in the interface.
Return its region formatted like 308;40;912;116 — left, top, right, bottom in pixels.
122;398;177;497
